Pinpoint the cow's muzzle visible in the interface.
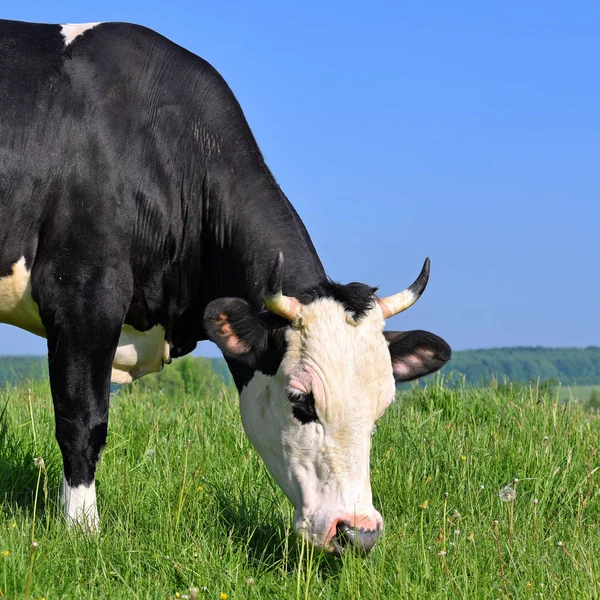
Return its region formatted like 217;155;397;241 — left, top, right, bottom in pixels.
331;519;382;556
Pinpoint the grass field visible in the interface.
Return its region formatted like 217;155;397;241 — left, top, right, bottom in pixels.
1;376;599;599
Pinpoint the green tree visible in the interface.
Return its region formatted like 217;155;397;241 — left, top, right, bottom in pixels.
585;388;600;412
134;355;221;395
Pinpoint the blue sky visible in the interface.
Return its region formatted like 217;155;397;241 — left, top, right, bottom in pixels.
1;1;599;356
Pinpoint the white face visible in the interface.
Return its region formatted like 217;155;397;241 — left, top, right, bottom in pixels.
239;298;395;551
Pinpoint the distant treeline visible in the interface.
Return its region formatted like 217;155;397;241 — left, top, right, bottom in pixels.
0;355;231;390
1;346;600;388
440;346;600;385
0;356;48;386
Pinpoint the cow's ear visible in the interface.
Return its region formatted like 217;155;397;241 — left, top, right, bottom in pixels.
204;298;269;366
384;330;451;382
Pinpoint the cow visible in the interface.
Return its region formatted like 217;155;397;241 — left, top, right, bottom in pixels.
0;19;451;555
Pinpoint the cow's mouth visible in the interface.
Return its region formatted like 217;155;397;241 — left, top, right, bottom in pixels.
330;520;382;556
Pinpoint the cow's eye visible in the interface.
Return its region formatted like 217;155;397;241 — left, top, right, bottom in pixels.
284;387;318;424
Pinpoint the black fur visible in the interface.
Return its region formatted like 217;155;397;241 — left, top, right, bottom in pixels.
297;281;378;321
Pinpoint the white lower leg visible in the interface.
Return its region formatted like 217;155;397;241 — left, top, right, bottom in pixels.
61;474;100;532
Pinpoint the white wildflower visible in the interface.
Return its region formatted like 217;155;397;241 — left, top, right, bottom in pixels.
499;485;516;502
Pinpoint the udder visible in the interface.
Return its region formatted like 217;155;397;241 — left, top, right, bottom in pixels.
112;325;171;383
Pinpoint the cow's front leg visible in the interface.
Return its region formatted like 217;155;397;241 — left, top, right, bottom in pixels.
36;263;129;531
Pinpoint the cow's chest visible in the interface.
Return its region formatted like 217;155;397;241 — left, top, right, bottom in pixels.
0;258;170;383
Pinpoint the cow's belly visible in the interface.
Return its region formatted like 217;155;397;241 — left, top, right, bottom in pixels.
0;257;170;383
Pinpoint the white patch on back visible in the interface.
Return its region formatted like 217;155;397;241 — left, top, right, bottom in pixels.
60;22;101;47
0;257;169;384
61;475;99;532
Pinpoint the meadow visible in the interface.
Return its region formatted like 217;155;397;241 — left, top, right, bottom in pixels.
1;375;599;599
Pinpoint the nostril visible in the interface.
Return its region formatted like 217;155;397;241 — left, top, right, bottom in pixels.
333;521;350;555
336;520;352;536
332;520;352;554
336;521;354;538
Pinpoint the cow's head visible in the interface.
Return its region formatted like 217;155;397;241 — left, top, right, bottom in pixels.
204;255;450;555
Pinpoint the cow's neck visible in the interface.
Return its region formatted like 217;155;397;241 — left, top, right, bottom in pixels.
170;165;326;357
202;166;327;307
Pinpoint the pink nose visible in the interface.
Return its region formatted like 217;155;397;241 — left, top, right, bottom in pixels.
328;515;383;555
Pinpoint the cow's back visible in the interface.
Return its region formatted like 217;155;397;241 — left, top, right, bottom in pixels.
0;20;211;251
0;20;258;336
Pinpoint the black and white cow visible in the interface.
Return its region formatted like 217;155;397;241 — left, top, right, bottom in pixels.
0;20;451;554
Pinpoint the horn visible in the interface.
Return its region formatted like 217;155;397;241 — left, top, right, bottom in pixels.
378;257;430;319
264;252;302;320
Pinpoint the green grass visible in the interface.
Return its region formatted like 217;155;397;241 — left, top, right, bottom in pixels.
1;376;599;599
